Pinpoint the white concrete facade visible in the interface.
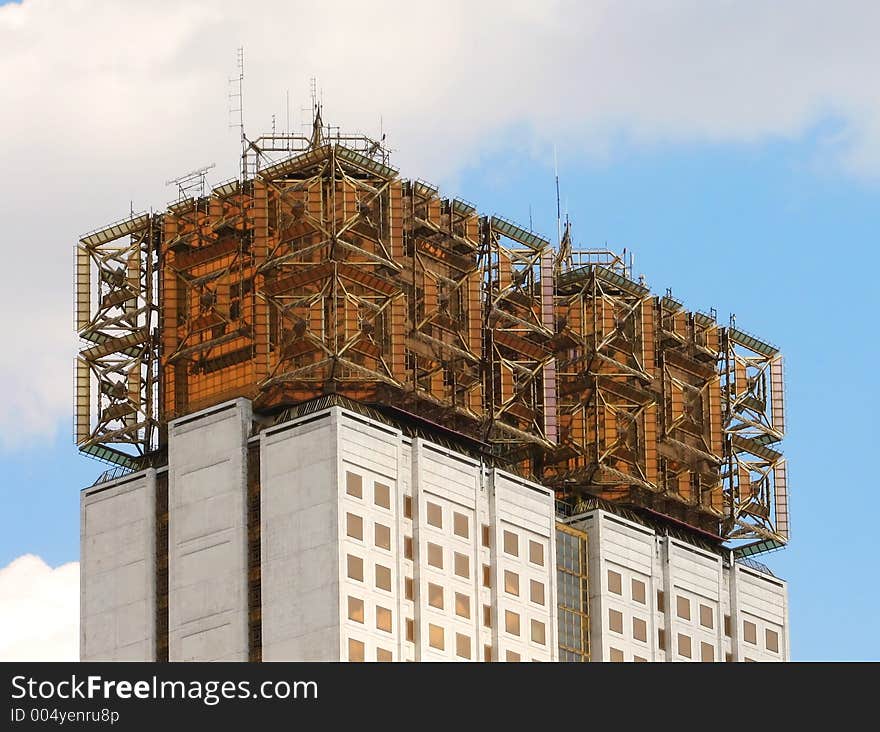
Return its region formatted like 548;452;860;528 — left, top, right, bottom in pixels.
566;509;789;662
80;469;156;661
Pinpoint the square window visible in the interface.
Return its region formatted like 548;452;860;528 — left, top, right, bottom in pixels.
376;647;392;662
348;638;364;662
607;570;622;595
609;647;624;662
484;645;492;662
482;564;491;588
346;513;363;540
631;579;646;605
404;536;413;560
454;552;469;579
724;614;731;637
633;616;647;642
346;471;362;498
678;633;692;659
404;576;413;600
506;650;520;662
530;579;545;606
374;482;390;509
766;628;779;653
529;540;544;566
427;502;442;528
505;610;520;636
483;604;492;628
348;596;364;624
676;596;691;621
428;582;444;609
700;604;714;629
403;494;413;519
481;524;491;548
531;619;546;646
701;642;714;662
455;593;470;619
503;530;518;557
374;523;391;551
428;623;444;651
453;512;469;539
455;633;471;659
346;554;363;582
376;606;392;633
725;652;733;663
744;620;757;645
375;564;391;592
609;609;623;634
405;618;414;642
658;628;666;651
504;570;519;596
427;542;443;569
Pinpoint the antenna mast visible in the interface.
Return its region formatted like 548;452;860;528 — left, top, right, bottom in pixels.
554;145;562;248
228;47;247;181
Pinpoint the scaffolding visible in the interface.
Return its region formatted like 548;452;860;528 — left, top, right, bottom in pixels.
74;111;789;550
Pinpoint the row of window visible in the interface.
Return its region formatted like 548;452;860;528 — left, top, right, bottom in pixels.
347;636;533;663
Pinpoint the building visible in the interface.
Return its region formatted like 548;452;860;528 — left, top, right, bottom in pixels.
76;108;791;661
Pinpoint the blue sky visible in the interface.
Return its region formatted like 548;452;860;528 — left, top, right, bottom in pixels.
1;0;878;661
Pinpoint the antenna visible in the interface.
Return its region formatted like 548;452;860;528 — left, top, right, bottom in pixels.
554;145;562;248
286;89;290;136
228;47;246;180
166;163;216;201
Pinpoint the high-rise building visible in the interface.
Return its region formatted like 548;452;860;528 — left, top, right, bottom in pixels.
77;109;790;661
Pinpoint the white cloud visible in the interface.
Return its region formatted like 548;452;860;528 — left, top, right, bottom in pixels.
1;0;878;445
0;554;79;661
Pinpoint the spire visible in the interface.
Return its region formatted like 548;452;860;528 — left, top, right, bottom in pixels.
310;102;324;148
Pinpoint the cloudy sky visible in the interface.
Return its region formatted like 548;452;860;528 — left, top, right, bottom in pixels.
1;0;879;661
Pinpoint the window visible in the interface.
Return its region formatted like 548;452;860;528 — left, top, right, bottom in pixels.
482;564;491;588
427;502;442;528
700;604;714;629
658;629;666;651
503;530;518;557
376;648;392;662
348;597;364;624
346;513;363;540
453;512;469;539
506;650;520;662
529;540;544;566
530;579;545;606
404;536;413;560
346;554;363;582
609;648;624;662
455;593;470;619
346;471;362;498
374;482;390;509
427;543;443;569
531;619;546;646
483;604;492;628
701;642;714;662
634;655;647;663
405;618;414;642
766;628;779;653
505;610;520;636
724;614;731;637
608;570;622;595
743;620;757;645
404;576;413;600
455;633;471;660
609;609;623;634
428;624;444;651
632;579;646;605
374;523;391;551
484;645;493;662
678;634;692;659
657;590;666;611
375;564;391;592
376;606;392;633
504;570;519;596
725;653;733;663
676;596;691;621
348;638;365;662
403;494;412;519
481;524;491;548
428;583;444;609
633;617;647;643
454;552;469;579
